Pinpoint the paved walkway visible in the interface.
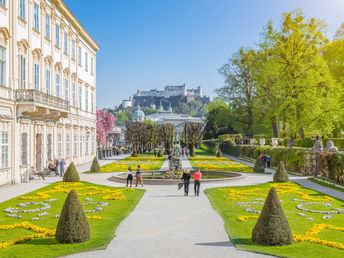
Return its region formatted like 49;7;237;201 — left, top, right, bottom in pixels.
71;174;271;258
0;154;129;203
3;153;344;257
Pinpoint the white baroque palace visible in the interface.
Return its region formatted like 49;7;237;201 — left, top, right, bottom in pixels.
0;0;99;185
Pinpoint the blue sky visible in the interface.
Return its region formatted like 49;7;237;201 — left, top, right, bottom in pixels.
64;0;344;109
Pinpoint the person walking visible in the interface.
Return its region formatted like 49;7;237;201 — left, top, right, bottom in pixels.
59;159;65;177
54;158;60;176
181;169;191;196
193;169;202;196
266;155;271;168
135;165;144;187
127;167;133;187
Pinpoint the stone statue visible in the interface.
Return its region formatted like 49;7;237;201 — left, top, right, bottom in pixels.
326;140;338;152
312;136;323;152
173;134;181;157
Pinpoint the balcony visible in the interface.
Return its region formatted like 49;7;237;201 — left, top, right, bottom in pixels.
15;89;70;122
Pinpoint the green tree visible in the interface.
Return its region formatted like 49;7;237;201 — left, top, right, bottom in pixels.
265;10;338;138
183;122;204;156
217;48;257;137
204;98;236;139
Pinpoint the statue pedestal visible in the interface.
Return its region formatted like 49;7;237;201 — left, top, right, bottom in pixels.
169;156;182;172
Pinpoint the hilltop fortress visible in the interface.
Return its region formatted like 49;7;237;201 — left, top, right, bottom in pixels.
121;84;209;109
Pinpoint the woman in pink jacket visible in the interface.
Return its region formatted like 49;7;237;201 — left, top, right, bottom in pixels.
193;169;202;196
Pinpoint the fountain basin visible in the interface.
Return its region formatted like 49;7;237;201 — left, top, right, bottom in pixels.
110;170;246;185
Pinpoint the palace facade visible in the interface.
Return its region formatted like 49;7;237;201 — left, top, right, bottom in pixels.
0;0;99;185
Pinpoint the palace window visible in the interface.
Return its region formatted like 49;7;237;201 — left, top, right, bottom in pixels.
34;4;39;31
85;88;88;111
72;83;76;106
78;47;82;65
21;133;27;166
64;33;68;54
85;52;88;70
91;58;94;74
20;55;26;89
34;64;39;90
56;25;60;48
80;135;83;155
46;69;50;94
91;92;94;113
79;87;82;109
57;133;62;158
47;134;52;161
72;41;76;59
64;79;69;100
73;134;77;156
0;47;6;86
1;132;8;169
92;134;95;153
19;0;25;20
86;134;89;154
56;74;60;97
66;134;70;157
45;15;50;39
0;0;5;7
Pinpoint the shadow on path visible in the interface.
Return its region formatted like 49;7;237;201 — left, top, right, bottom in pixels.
195;241;233;247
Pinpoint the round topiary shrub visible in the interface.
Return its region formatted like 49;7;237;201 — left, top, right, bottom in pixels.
55;189;91;243
216;149;222;157
273;161;289;182
90;157;100;172
252;187;293;246
63;162;80;182
254;157;265;173
157;149;164;157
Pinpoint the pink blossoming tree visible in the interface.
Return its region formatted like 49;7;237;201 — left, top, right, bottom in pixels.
96;109;115;147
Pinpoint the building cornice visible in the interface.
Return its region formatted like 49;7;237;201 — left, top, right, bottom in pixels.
52;0;100;52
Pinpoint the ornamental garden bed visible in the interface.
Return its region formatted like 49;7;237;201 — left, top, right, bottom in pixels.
205;182;344;257
0;181;144;257
85;157;166;173
189;157;253;173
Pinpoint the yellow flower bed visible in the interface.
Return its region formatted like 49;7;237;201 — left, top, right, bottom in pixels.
0;222;55;249
20;182;134;201
0;182;139;250
189;157;253;173
99;157;165;173
217;182;344;251
86;216;104;220
218;183;334;202
294;224;344;250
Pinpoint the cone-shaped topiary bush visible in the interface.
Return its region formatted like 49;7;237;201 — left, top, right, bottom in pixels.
55;189;91;243
216;149;222;157
273;161;289;182
132;152;137;157
90;157;100;172
157;149;164;157
252;187;293;246
254;157;265;173
63;162;80;182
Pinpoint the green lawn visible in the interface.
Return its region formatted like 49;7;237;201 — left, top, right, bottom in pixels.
205;182;344;257
0;181;144;257
189;156;253;173
194;148;216;156
85;157;166;173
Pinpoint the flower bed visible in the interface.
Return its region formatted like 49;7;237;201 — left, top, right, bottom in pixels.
189;157;253;173
0;181;144;257
86;157;166;173
206;182;344;257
